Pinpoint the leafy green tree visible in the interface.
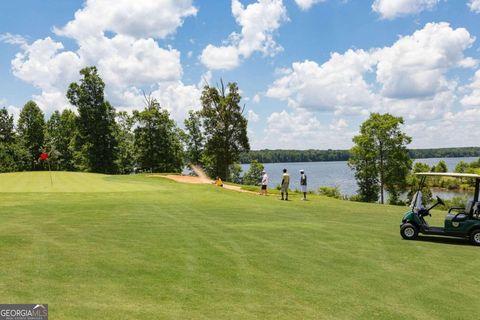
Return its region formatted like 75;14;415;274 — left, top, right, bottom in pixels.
133;99;183;173
200;81;250;180
413;162;431;173
0;108;20;172
0;107;15;144
67;67;118;173
229;163;243;184
455;161;469;173
434;160;448;173
470;158;480;168
115;111;135;174
45;110;77;171
0;143;17;172
17;101;45;170
0;142;29;173
183;110;204;165
348;133;379;202
349;113;412;204
407;162;433;205
243;160;264;186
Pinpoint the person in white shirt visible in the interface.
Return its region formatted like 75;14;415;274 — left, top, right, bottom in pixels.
260;170;268;195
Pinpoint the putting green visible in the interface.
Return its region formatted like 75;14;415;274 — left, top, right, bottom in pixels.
0;172;478;319
0;171;165;193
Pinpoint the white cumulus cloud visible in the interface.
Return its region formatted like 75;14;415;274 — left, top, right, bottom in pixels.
9;35;186;115
200;45;240;70
264;22;479;147
6;1;199;121
78;35;183;92
260;108;354;149
248;110;260;122
267;49;378;111
375;22;476;99
405;108;480;148
461;70;480;107
150;81;202;121
372;0;440;19
200;0;287;70
11;37;82;92
54;0;197;40
112;80;202;122
267;22;476;119
232;0;288;58
294;0;325;11
0;33;28;47
10;37;82;113
468;0;480;13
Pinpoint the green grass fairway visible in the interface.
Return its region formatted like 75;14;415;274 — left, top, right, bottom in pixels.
0;172;478;319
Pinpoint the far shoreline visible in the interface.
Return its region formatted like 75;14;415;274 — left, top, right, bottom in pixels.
240;147;480;164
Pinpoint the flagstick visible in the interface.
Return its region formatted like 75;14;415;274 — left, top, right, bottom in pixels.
48;160;53;186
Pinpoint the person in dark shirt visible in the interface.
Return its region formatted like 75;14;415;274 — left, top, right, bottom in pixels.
281;168;290;200
300;170;307;200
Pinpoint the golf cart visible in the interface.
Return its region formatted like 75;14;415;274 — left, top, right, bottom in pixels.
400;172;480;246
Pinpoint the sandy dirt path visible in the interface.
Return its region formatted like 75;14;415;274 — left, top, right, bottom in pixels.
149;174;256;194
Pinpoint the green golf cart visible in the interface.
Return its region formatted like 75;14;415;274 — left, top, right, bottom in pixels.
400;172;480;246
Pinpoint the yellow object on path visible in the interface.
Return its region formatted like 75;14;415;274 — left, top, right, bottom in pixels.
215;178;223;187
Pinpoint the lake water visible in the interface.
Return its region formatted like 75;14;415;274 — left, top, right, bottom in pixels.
241;157;479;199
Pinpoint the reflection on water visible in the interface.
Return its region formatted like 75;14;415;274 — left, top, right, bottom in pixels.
241;157;478;199
432;189;473;200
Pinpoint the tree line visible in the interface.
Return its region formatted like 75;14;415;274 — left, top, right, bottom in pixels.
240;147;480;164
239;149;350;163
0;67;249;179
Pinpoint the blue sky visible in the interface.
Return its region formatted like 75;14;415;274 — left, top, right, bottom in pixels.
1;0;480;149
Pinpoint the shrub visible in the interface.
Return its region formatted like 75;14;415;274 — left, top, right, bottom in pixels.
318;186;342;199
349;194;364;202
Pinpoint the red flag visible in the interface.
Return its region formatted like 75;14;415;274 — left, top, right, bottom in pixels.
40;152;49;161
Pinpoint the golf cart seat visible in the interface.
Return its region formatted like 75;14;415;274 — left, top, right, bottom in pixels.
473;202;480;219
448;200;474;221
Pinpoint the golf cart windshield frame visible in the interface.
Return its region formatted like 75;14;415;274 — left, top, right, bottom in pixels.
414;172;480;212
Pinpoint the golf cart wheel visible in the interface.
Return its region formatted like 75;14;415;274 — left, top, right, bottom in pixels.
400;223;418;240
470;229;480;246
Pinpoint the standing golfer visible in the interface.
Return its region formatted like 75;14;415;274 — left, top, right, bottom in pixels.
281;168;290;200
260;170;268;195
300;170;307;200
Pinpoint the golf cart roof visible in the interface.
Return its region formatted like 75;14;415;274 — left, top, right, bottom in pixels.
416;172;480;179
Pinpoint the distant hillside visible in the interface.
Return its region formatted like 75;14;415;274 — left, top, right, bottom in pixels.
240;147;480;164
